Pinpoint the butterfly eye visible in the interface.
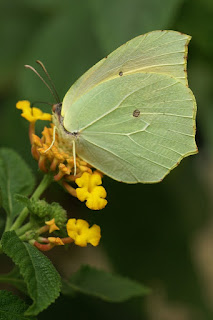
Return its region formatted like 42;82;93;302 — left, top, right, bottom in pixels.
52;104;57;112
52;103;62;113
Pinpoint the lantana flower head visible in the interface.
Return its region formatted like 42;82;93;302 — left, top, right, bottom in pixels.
16;100;105;251
16;100;107;211
76;172;107;210
66;219;101;247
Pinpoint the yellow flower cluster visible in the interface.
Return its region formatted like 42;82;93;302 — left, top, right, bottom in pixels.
16;100;52;122
16;101;107;211
31;125;92;180
35;218;101;250
66;218;101;247
16;101;103;250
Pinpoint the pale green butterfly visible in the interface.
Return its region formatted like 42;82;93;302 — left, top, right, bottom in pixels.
41;30;198;183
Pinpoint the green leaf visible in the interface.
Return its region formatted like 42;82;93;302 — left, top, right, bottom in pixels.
0;1;43;92
18;5;99;104
15;195;29;206
0;290;36;320
62;265;150;302
1;231;61;316
61;279;76;298
0;148;35;219
0;267;27;294
0;188;2;208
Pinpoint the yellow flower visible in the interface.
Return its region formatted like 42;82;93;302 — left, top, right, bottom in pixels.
45;218;60;233
66;218;101;247
75;172;107;210
16;100;52;122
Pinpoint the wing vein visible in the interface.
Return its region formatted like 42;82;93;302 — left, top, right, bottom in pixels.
127;135;175;163
81;135;171;170
80;138;139;181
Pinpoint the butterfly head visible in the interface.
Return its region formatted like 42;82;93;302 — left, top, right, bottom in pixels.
52;101;80;150
52;102;63;128
52;102;62;115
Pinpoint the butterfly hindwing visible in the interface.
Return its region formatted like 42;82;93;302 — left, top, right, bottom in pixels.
63;73;197;183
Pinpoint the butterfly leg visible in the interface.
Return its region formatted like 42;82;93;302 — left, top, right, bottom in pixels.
72;139;77;176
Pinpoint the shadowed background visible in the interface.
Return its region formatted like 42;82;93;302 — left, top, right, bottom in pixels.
0;0;213;319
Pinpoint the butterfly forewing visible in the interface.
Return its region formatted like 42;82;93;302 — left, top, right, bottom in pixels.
62;30;190;116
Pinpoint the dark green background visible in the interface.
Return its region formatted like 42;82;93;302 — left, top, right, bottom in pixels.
1;0;213;319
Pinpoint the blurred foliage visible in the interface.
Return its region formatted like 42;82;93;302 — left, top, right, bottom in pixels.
0;0;213;319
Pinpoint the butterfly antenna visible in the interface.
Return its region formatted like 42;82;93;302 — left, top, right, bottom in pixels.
36;60;60;103
31;101;53;107
25;64;59;103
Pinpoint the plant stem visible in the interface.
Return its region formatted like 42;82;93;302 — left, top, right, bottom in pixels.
31;174;53;201
16;221;33;236
5;216;12;232
10;174;53;231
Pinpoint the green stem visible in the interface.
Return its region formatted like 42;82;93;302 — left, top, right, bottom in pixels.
19;232;35;241
5;216;12;232
10;207;29;232
0;272;26;293
10;174;53;231
16;221;33;236
0;276;24;285
31;174;53;201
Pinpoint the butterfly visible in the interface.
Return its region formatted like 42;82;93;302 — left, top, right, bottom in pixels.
31;30;198;183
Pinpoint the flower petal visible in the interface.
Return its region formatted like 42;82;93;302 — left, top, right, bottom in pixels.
16;100;52;122
66;218;101;247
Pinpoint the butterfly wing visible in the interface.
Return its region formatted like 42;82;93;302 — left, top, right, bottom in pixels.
63;72;196;183
61;30;197;183
62;30;190;116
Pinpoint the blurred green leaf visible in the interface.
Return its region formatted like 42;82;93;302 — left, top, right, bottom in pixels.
0;188;2;209
0;290;36;320
61;280;76;298
89;0;184;52
0;148;35;220
175;0;213;154
18;4;101;104
0;267;27;294
176;0;213;57
0;0;46;93
1;231;61;316
20;0;61;11
187;59;213;153
63;265;150;302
